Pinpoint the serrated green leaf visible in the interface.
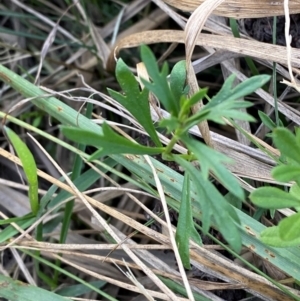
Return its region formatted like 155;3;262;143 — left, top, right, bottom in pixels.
209;74;236;105
230;101;254;109
174;156;241;252
176;172;202;269
250;187;300;209
258;110;276;130
61;123;164;158
107;58;161;147
228;74;270;101
190;74;269;124
5;127;39;215
174;156;212;233
279;212;300;241
272;127;300;165
140;45;179;115
210;110;256;123
184;97;255;131
182;136;244;200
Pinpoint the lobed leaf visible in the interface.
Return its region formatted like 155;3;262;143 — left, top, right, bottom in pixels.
228;74;270;101
140;45;179;115
174;156;241;252
61;123;164;158
108;58;161;147
182;135;244;200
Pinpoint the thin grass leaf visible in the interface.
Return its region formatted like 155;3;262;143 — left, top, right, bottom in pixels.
22;250;118;301
5;127;39;215
176;172;202;269
56;280;106;297
0;275;68;301
0;214;34;225
229;18;260;77
158;276;211;301
0;217;36;243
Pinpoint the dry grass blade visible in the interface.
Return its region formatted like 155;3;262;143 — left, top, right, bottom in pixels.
144;155;194;301
2;1;300;299
107;30;300;72
48;253;189;301
185;0;225;63
34;3;75;85
116;260;156;301
162;0;300;18
189;246;296;301
185;0;226;146
0;145;183;300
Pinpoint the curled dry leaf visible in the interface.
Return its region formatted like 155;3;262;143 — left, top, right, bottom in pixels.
185;0;226;147
162;0;300;18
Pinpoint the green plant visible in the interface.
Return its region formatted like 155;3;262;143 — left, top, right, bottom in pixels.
61;45;270;266
250;127;300;247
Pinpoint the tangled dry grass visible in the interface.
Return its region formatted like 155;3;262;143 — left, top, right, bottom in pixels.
1;0;300;301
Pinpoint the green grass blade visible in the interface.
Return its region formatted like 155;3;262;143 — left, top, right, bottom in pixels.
0;274;68;301
0;217;36;243
176;172;202;269
5;127;39;215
